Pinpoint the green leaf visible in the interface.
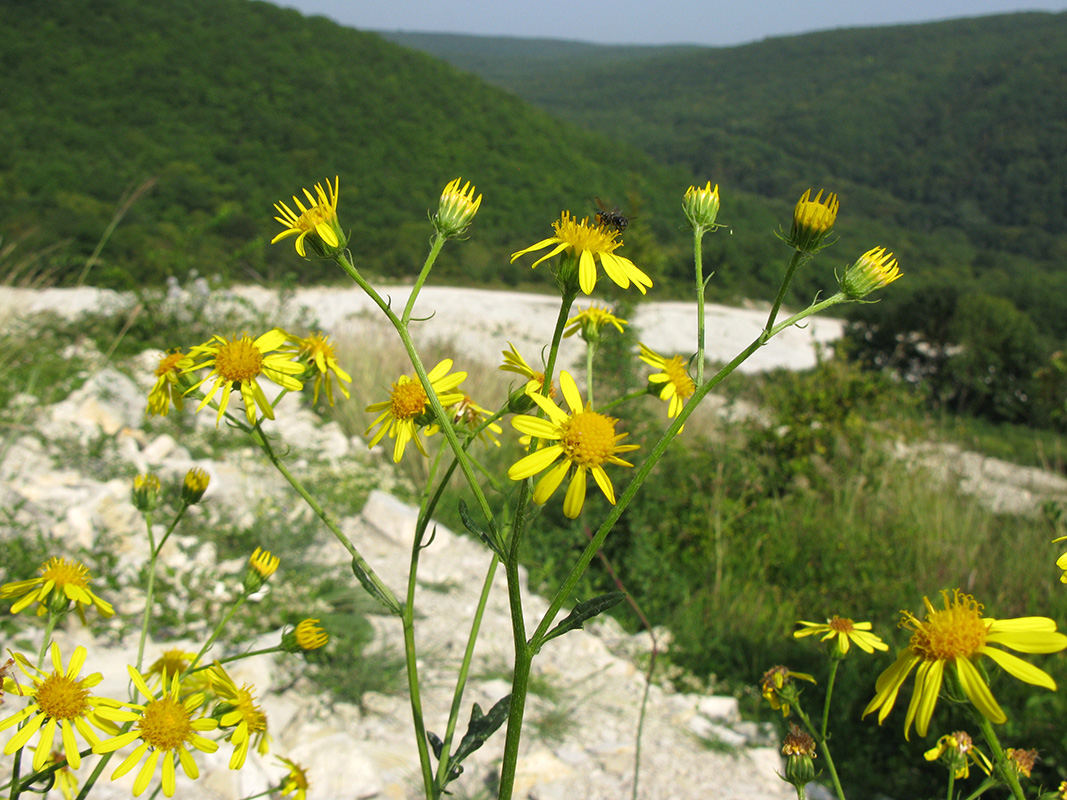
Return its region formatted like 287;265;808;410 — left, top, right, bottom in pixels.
459;499;504;559
540;592;627;645
452;695;511;765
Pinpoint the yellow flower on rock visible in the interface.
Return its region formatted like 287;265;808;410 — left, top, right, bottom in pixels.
0;644;118;771
794;615;889;656
365;359;467;463
863;589;1067;739
638;344;696;420
923;731;991;780
1;556;114;619
209;663;270;769
147;350;193;417
290;332;352;406
508;371;639;519
271;177;344;257
276;755;311;800
511;211;652;295
93;668;219;798
563;304;628;343
184;329;304;426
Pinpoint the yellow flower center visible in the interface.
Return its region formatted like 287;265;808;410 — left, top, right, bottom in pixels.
390;379;428;420
155;352;185;377
554;212;621;254
559;410;619;468
35;672;91;721
40;557;92;591
906;590;987;661
295;204;334;234
300;333;336;361
663;356;696;399
214;336;264;383
828;615;855;634
139;696;196;752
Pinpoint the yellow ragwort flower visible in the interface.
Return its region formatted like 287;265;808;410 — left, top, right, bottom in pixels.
511;211;652;296
760;665;816;718
276;755;311;800
429;394;504;448
93;668;219;798
290;332;352;406
683;181;721;231
147;350;193;417
209;663;270;769
245;547;280;593
563;304;628;343
1;556;114;619
508;371;639;519
271;177;344;257
1005;747;1038;778
433;177;482;238
132;473;162;513
863;589;1067;739
788;188;839;252
500;342;554;400
841;246;902;298
923;731;991;780
292;619;329;651
1053;533;1067;584
181;467;211;505
184;329;304;426
365;359;467;463
639;343;696;420
143;649;200;687
0;644;118;771
794;615;889;657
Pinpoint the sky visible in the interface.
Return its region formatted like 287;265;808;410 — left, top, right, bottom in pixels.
269;0;1067;46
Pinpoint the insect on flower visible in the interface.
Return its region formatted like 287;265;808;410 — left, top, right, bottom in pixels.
594;196;632;233
0;656;25;703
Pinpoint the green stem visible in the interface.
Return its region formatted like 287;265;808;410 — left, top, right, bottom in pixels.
585;340;596;408
134;504;189;678
182;594;249;676
694;228;706;385
403;529;435;798
403;235;446;325
792;704;846;800
763;249;810;336
821;660;838;742
974;714;1026;800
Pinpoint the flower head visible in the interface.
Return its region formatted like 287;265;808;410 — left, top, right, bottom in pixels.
143;649;202;689
508;371;639;519
511;211;652;296
290;332;352;406
1052;533;1067;584
271;177;345;257
181;467;211;505
779;722;817;789
563;304;628;344
282;619;329;653
1006;747;1038;778
132;473;162;513
923;731;991;780
786;189;839;252
209;663;270;769
0;644;119;771
1;556;114;620
840;247;902;298
365;359;467;463
638;344;695;421
760;665;816;718
147;350;194;416
430;394;503;447
94;668;219;797
794;615;889;658
863;589;1067;739
500;343;554;408
184;329;304;426
245;547;279;593
433;177;482;238
276;755;310;800
683;181;721;231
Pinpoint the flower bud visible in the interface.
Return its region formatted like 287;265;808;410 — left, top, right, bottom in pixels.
433;178;482;239
780;723;818;789
181;467;211;505
683;181;721;231
244;547;279;593
132;473;162;513
787;189;838;252
840;247;902;298
282;618;329;652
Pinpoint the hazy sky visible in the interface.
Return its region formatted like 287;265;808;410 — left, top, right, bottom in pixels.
269;0;1067;46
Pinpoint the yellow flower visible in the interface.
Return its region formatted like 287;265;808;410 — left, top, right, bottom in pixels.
759;665;816;718
209;663;270;769
794;615;889;657
433;177;482;238
1;556;114;619
500;342;553;400
683;181;721;231
184;329;304;426
287;619;329;652
863;589;1067;739
1005;747;1038;778
430;394;504;447
132;473;162;513
143;649;201;687
93;668;219;798
841;246;902;298
787;188;839;252
638;344;696;420
923;731;991;780
511;211;652;296
563;304;628;343
35;749;79;800
276;755;310;800
290;332;352;406
181;467;211;505
0;644;118;771
365;359;467;463
147;350;193;417
271;177;344;257
508;371;639;519
245;547;279;593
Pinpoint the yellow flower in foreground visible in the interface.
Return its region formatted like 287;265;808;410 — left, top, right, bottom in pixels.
841;246;902;298
863;589;1067;739
433;177;482;238
760;665;816;718
794;615;889;656
365;359;467;463
511;211;652;295
271;177;344;257
0;644;118;771
147;350;193;416
94;668;219;798
184;329;304;426
638;344;696;420
209;663;270;769
291;332;352;406
1;556;114;619
564;304;628;343
923;731;991;780
508;371;639;519
276;755;311;800
683;181;721;231
788;188;839;252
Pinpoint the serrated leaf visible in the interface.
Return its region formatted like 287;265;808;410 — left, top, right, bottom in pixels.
452;695;510;764
541;592;627;645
